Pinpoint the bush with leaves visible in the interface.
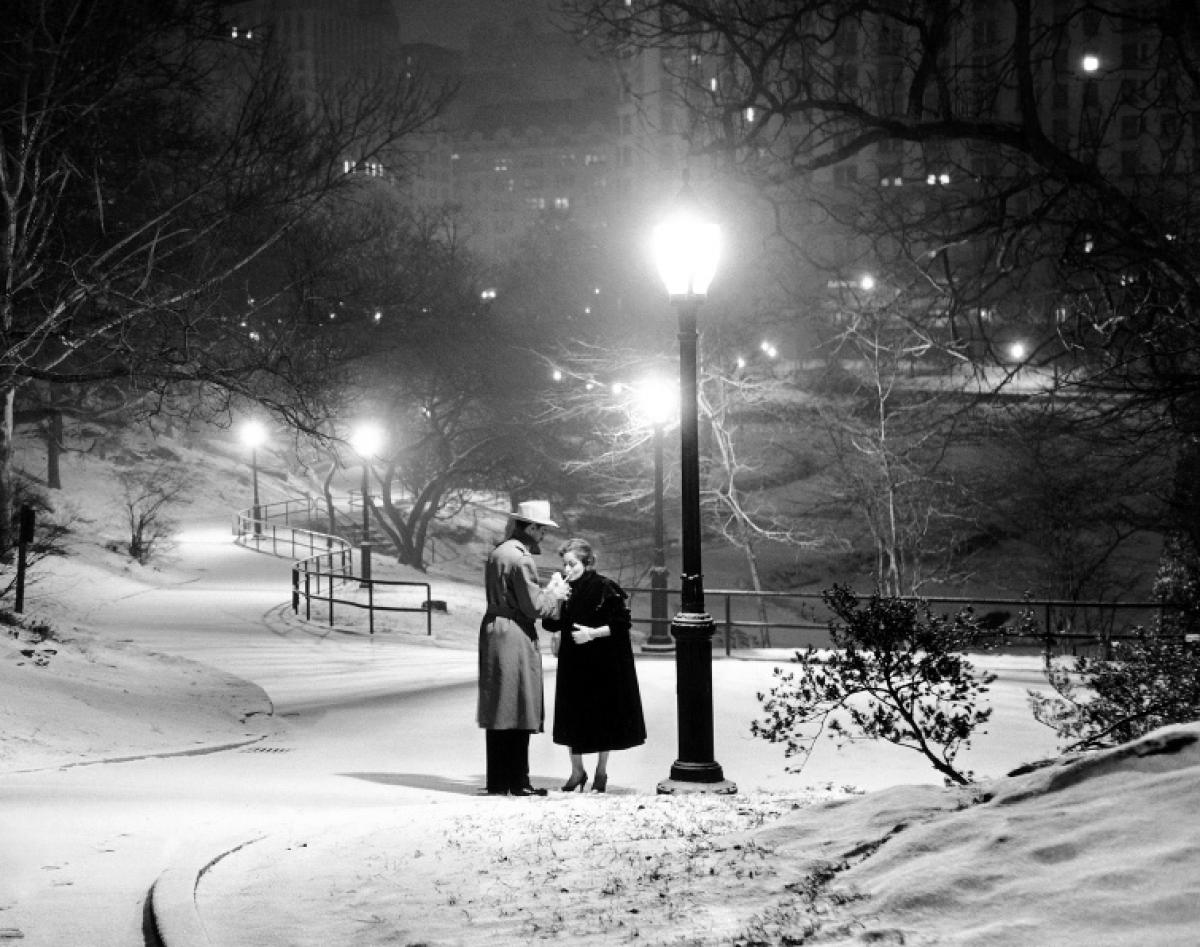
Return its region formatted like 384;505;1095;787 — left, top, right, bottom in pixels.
1029;635;1200;752
1029;536;1200;751
751;585;996;785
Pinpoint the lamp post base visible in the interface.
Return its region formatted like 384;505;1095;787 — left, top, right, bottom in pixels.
657;760;737;795
658;609;736;794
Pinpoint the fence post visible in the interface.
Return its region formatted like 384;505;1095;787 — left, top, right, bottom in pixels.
305;573;312;621
15;504;34;613
360;542;373;589
425;583;432;636
291;567;299;612
725;595;732;656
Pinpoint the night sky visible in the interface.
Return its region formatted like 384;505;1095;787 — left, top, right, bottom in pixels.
392;0;557;49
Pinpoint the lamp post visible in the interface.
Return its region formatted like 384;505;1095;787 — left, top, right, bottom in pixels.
240;419;268;537
635;377;676;654
651;179;736;795
350;422;385;545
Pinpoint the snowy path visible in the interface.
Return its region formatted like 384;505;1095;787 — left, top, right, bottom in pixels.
0;520;1061;946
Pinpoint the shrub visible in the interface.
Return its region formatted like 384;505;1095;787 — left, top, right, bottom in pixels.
1029;534;1200;750
751;584;996;785
1029;634;1200;751
118;464;192;563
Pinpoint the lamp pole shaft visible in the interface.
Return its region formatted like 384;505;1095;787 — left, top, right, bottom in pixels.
643;422;673;653
251;447;262;535
361;464;371;543
658;299;735;794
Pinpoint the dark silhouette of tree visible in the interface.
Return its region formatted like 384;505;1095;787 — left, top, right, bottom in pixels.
0;0;452;556
560;0;1200;573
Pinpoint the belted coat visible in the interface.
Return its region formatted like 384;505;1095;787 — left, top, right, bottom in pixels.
477;536;555;731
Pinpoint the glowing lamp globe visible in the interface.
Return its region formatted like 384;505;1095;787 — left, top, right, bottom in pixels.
652;201;720;302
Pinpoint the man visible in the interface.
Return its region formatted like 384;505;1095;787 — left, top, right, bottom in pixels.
477;500;567;796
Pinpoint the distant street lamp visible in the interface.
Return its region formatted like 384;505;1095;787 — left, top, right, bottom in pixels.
240;419;268;536
651;177;736;795
634;377;677;654
350;422;385;545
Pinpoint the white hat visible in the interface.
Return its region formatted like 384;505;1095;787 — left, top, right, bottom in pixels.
510;500;558;528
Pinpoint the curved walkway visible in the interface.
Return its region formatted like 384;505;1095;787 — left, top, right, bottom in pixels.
4;515;1060;946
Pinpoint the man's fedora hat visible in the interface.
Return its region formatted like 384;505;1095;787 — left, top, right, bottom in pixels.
509;500;558;529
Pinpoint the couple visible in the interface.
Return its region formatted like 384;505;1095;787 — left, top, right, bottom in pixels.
477;501;646;796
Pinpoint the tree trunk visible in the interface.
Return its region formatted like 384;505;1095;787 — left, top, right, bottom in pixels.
0;387;14;561
740;539;772;648
321;464;338;535
46;410;62;489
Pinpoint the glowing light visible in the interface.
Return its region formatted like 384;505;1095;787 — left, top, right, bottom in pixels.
1081;54;1100;72
240;419;268;449
860;274;876;291
351;422;385;459
634;376;677;428
1009;341;1027;361
653;198;720;300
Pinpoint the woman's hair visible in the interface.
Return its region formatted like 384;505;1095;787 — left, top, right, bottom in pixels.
558;537;595;568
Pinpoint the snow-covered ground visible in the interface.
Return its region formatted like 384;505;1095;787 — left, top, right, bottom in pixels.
2;437;1199;945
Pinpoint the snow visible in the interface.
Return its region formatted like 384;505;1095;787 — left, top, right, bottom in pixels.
2;438;1199;945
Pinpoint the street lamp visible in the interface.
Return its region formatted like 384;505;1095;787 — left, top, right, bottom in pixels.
350;422;385;545
240;419;268;536
651;178;736;795
634;377;677;654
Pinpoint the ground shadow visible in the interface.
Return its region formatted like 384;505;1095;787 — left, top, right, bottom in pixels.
341;772;636;795
339;772;487;794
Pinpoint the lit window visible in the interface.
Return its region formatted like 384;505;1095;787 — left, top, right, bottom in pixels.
554;197;570;210
744;107;757;123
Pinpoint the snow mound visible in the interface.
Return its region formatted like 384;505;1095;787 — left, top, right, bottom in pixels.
782;723;1200;945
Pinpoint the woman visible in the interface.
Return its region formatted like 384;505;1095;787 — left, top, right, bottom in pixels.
543;538;646;792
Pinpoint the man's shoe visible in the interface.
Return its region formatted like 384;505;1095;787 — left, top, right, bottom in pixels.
509;784;548;797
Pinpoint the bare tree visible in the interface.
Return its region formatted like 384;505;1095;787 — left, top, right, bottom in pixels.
559;0;1200;564
543;340;817;623
805;285;984;595
0;0;452;555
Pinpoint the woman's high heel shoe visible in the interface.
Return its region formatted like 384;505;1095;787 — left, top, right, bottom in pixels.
591;774;608;793
560;771;588;792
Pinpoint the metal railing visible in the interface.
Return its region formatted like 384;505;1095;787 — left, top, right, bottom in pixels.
624;586;1176;657
234;499;433;637
237;500;1174;653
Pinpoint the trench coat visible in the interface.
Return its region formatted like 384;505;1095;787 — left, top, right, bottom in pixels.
476;536;553;731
